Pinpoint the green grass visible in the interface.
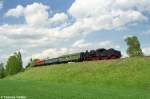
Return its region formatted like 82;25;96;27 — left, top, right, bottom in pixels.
0;57;150;99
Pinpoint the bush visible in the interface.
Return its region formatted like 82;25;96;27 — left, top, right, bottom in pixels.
0;63;5;79
6;52;23;75
125;36;143;57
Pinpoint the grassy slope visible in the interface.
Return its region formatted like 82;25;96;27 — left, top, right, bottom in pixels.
0;57;150;99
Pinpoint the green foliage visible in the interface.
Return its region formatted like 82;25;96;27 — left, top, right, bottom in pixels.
125;36;143;57
0;63;5;79
17;51;23;68
5;52;23;75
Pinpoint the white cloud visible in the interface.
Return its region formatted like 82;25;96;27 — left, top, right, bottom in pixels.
32;39;121;59
6;3;70;27
49;13;69;26
0;24;77;49
24;3;49;26
6;3;49;27
72;39;120;49
5;1;149;40
98;41;120;49
32;48;78;59
72;39;92;48
142;47;150;56
2;1;150;65
6;5;24;17
68;0;148;31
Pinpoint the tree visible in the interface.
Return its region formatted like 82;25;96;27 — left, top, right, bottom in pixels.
6;52;23;75
125;36;143;57
17;51;23;69
0;63;5;78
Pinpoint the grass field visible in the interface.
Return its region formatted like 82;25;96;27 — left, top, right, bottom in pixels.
0;57;150;99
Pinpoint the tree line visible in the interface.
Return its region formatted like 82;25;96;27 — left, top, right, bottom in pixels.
0;36;144;79
0;52;23;78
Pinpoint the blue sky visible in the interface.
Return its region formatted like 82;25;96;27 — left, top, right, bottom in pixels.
0;0;150;66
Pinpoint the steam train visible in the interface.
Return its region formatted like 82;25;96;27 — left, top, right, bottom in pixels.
34;48;121;66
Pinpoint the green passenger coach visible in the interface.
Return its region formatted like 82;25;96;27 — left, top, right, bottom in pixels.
58;53;81;63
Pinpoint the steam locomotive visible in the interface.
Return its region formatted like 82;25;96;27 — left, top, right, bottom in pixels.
34;48;121;66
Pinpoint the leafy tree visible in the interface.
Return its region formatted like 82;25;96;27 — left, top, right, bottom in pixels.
0;63;5;78
125;36;143;57
17;51;23;69
6;52;23;75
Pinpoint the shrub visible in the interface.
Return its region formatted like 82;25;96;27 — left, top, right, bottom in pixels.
5;52;23;75
125;36;143;57
0;63;5;78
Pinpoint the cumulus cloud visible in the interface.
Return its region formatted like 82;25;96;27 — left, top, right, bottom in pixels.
24;3;49;26
6;3;69;27
32;48;78;59
1;1;150;66
0;24;77;51
49;13;69;27
68;0;148;31
142;47;150;56
72;39;92;48
6;5;24;17
5;1;149;39
32;39;120;59
6;3;49;27
72;39;120;49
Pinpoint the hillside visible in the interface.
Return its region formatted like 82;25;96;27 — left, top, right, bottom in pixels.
1;57;150;99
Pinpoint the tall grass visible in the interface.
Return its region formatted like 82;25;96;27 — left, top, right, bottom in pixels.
1;57;150;99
